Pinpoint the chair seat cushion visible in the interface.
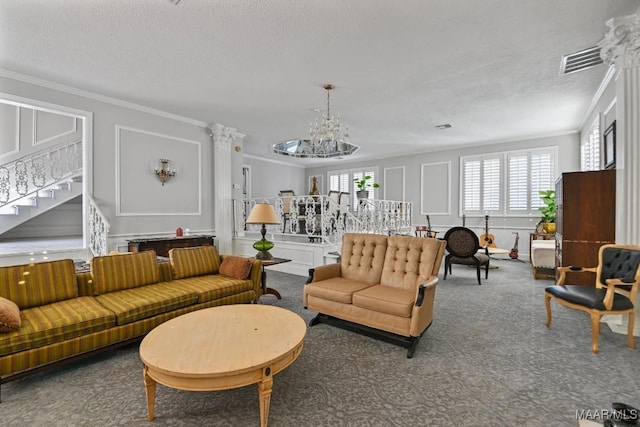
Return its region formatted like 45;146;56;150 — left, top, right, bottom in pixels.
305;278;374;304
449;253;489;265
545;285;634;311
352;285;415;318
0;296;116;357
171;275;255;303
95;282;198;325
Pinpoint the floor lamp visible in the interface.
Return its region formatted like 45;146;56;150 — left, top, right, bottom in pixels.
246;203;281;260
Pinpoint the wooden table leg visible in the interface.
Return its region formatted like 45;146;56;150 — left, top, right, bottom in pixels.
261;269;282;300
257;370;273;427
143;366;157;421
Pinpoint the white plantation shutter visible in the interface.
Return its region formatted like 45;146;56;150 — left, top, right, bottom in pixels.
463;147;556;216
463;160;481;212
530;151;553;210
483;158;501;212
329;167;378;211
581;119;600;171
329;172;350;192
508;154;528;211
462;156;501;214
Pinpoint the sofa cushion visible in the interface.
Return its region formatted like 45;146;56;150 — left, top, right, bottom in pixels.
169;275;255;303
352;285;415;318
91;251;160;294
170;245;221;279
305;277;374;304
0;259;78;309
94;282;198;325
0;296;116;357
380;236;442;291
219;256;253;280
340;233;388;285
0;296;21;332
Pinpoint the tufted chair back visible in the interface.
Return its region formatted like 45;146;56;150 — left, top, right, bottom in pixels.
597;246;640;288
380;236;446;291
340;233;388;284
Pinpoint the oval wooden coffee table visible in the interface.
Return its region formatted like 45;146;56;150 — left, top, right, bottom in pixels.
139;305;306;427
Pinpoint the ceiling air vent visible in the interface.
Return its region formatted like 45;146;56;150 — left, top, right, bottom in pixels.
435;123;452;130
560;46;603;75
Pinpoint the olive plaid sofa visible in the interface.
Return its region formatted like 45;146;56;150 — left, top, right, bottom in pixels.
0;245;261;401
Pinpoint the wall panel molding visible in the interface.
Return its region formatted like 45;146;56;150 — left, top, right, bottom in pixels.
420;161;451;215
0;103;19;159
383;166;405;201
115;125;202;216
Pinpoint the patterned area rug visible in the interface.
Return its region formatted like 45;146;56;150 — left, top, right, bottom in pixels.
3;259;639;426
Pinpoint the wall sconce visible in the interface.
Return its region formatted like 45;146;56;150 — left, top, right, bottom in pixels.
154;159;176;185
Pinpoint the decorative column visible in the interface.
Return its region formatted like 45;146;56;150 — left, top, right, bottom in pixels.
211;123;244;254
601;13;640;245
600;12;640;335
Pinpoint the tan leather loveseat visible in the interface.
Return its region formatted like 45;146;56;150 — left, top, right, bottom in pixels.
304;233;446;357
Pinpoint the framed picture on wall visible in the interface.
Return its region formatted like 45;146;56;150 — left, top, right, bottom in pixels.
308;175;323;195
603;121;616;170
603;120;616;169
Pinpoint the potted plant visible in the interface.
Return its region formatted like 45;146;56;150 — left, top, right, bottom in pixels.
538;189;556;233
354;175;379;200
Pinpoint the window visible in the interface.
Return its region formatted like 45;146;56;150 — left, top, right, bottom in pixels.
461;147;556;216
328;171;350;192
581;118;600;171
461;155;502;215
328;167;379;211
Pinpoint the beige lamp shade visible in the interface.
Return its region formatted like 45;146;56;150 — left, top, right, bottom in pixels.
246;203;280;224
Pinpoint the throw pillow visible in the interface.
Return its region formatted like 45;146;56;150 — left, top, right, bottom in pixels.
0;296;21;332
219;256;253;280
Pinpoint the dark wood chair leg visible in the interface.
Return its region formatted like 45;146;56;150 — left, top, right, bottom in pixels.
476;263;482;285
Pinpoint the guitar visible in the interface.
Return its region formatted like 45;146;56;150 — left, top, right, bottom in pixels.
479;215;496;248
509;232;519;259
425;215;438;238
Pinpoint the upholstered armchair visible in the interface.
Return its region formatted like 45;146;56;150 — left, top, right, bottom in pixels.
545;244;640;353
443;226;490;285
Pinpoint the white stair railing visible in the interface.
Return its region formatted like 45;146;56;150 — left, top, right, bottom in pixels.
88;195;110;256
0;140;82;207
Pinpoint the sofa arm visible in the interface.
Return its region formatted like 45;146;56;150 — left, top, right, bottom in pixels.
247;258;263;297
410;278;438;337
307;263;341;284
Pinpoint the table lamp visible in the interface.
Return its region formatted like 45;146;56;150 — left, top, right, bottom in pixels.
246;203;281;260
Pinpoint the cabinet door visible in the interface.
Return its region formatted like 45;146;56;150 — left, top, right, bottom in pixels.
560;241;612;286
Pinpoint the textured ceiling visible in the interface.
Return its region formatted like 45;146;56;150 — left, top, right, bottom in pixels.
1;0;639;165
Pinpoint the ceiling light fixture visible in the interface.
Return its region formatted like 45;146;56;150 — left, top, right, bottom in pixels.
272;84;359;159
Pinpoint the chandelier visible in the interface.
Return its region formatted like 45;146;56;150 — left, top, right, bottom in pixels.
272;84;359;159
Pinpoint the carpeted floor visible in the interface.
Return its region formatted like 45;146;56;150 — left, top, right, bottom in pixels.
2;258;639;426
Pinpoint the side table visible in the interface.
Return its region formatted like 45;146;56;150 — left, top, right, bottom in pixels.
254;257;292;300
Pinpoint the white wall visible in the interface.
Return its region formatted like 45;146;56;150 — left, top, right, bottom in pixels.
0;74;216;243
243;155;306;199
303;133;580;252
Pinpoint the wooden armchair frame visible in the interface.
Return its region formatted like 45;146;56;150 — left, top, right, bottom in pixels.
545;244;640;353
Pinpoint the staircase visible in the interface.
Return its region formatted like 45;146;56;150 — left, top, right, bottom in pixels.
0;174;83;235
0;140;83;237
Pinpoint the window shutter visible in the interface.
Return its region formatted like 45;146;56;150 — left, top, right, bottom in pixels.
463;160;481;212
508;154;528;212
483;158;501;212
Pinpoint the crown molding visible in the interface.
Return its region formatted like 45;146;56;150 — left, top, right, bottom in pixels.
243;153;306;169
0;68;209;128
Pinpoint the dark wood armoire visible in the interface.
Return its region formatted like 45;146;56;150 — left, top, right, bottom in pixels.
555;169;616;286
